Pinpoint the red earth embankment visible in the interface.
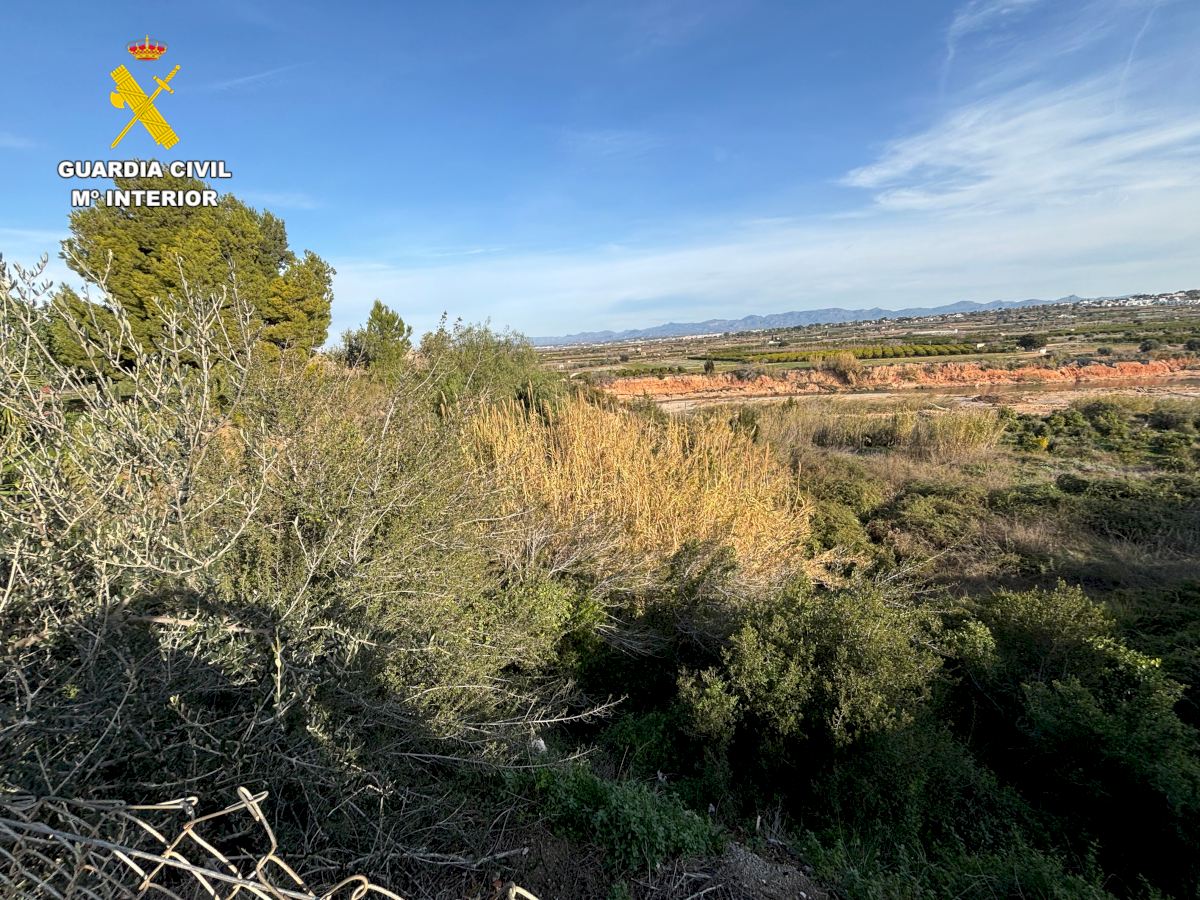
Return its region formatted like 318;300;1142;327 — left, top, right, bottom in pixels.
604;357;1200;405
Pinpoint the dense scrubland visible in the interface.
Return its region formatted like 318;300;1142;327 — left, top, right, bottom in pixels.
2;184;1199;899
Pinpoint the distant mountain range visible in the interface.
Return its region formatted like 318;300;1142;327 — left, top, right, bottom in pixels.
532;295;1088;346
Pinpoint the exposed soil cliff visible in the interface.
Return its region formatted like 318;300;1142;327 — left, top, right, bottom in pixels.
605;357;1200;405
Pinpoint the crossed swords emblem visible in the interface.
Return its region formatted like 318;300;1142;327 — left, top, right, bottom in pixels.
109;64;181;150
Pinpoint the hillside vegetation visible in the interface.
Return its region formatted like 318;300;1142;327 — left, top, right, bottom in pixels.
2;193;1199;899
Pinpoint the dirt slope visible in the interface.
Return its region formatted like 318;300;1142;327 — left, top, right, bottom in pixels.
605;357;1200;407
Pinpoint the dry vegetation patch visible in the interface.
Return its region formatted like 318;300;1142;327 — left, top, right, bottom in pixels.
469;396;810;589
756;399;1006;464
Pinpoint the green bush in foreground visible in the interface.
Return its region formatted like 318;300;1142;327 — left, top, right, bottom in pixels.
954;584;1200;895
529;766;723;873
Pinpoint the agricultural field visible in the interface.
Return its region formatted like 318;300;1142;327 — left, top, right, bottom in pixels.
539;294;1200;383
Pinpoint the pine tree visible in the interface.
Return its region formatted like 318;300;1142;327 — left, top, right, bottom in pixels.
341;300;413;370
51;171;332;365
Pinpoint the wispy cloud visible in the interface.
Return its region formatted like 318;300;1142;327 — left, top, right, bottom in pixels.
332;183;1199;337
946;0;1043;54
844;78;1200;212
199;63;303;92
941;0;1043;90
560;128;663;159
0;133;34;150
1116;0;1165;109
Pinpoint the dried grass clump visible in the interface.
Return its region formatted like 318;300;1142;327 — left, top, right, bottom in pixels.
469;396;810;589
757;399;917;451
909;408;1007;464
757;399;1005;464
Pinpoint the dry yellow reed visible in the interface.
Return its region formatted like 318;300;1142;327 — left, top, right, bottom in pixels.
469;397;809;586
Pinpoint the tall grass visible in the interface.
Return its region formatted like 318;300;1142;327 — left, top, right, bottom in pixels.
757;399;1006;463
909;408;1008;464
757;399;917;450
469;395;810;588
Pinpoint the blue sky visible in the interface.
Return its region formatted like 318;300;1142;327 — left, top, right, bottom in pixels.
2;0;1199;338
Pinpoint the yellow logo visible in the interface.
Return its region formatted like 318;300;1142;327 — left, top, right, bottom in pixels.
109;43;180;150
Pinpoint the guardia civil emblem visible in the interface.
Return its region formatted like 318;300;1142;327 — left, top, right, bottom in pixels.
109;36;180;150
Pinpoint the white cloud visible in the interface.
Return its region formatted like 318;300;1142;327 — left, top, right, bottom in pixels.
946;0;1043;51
942;0;1043;89
844;77;1200;212
1116;0;1167;109
332;181;1200;337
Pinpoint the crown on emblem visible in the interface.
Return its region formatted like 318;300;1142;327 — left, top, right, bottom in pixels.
128;35;167;61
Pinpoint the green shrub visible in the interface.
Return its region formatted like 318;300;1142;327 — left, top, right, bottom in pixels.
805;456;886;515
1078;399;1129;437
532;766;723;873
957;584;1200;895
1109;581;1200;727
815;723;1034;853
677;669;740;748
805;833;1118;900
723;582;940;747
1055;472;1090;494
989;481;1064;510
1006;398;1200;469
0;270;586;882
808;499;873;554
873;482;984;550
1074;475;1200;549
600;710;682;778
419;317;561;408
1148;403;1197;433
